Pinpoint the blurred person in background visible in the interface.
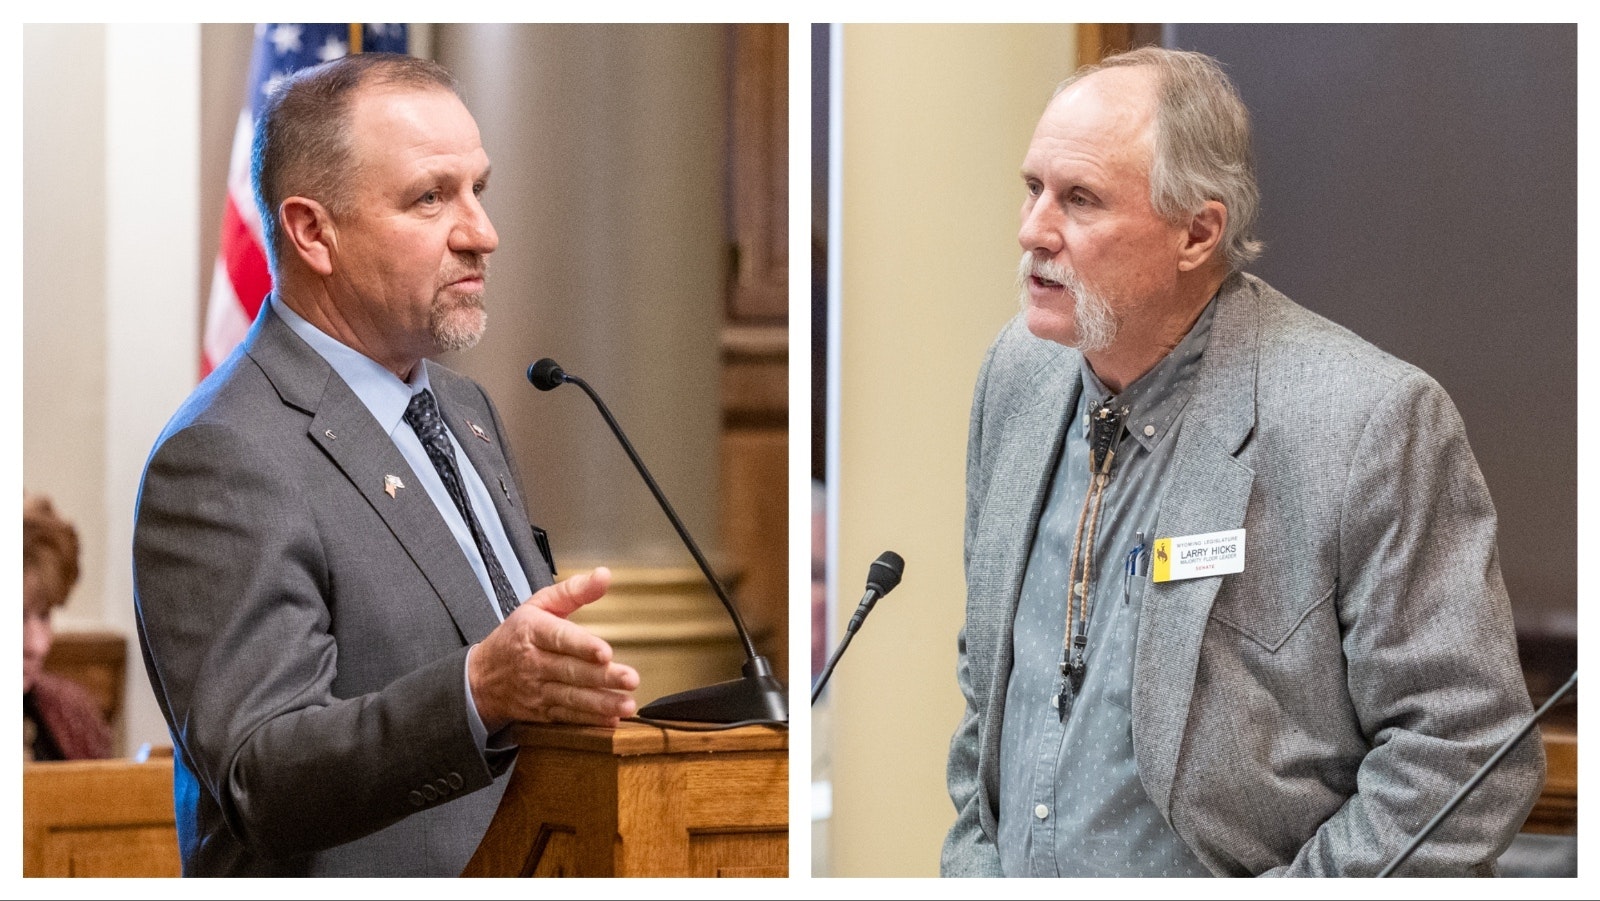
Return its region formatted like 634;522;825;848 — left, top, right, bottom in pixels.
24;492;114;761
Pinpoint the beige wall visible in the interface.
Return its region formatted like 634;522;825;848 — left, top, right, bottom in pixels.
24;24;202;753
24;25;110;632
827;24;1077;877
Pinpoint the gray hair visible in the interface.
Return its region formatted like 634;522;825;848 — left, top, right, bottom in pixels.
1057;47;1263;270
251;52;459;275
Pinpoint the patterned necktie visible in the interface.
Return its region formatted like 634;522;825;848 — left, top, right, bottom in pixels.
403;389;520;619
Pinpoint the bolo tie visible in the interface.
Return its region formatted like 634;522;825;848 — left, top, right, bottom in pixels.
1056;398;1127;718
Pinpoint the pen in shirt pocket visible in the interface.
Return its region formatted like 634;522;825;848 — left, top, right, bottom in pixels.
1123;530;1148;604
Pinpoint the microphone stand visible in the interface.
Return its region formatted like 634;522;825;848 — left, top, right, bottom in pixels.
1377;669;1577;877
812;552;904;704
811;626;857;705
528;360;787;725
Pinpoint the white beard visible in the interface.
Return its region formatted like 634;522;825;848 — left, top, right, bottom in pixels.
1016;252;1118;353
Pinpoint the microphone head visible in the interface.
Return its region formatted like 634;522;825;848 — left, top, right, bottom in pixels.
527;358;567;391
866;550;905;596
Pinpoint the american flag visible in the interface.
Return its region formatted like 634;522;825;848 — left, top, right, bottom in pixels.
201;23;409;378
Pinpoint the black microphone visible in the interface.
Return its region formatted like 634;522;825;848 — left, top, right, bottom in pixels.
1377;668;1577;877
526;358;786;725
811;551;904;704
527;358;565;391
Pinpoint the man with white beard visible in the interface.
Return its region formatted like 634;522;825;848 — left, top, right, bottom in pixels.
942;46;1541;878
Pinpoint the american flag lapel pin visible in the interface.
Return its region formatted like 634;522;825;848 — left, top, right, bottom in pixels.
383;474;405;498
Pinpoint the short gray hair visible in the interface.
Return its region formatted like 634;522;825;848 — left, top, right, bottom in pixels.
251;52;459;275
1057;47;1263;270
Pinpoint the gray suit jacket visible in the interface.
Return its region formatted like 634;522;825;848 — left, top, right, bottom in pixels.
133;303;554;876
942;273;1544;877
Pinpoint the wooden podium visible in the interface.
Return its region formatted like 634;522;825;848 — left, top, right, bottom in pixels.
461;720;788;877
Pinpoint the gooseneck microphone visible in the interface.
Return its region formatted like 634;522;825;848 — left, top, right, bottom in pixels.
527;358;786;725
525;358;565;391
811;551;904;705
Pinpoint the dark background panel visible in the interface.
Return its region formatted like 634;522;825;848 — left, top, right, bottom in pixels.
1170;24;1577;662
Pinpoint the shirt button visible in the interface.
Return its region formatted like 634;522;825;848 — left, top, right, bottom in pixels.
1049;694;1059;709
1034;804;1049;820
1072;581;1085;597
1143;424;1156;437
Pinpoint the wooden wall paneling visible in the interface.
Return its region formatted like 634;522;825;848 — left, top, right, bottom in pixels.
1075;23;1164;68
721;23;789;680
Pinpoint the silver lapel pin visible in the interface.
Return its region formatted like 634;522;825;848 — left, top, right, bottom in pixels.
383;474;405;499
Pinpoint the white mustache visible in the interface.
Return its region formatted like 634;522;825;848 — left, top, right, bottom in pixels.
1015;252;1118;353
1017;253;1082;292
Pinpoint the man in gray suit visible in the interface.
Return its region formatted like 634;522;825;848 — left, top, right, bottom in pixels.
133;53;639;876
942;47;1543;877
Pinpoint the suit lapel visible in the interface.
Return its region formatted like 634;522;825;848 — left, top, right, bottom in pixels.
1132;277;1260;815
977;352;1082;725
246;307;502;644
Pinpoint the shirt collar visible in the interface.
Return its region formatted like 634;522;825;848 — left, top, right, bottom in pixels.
1078;294;1218;453
271;295;433;434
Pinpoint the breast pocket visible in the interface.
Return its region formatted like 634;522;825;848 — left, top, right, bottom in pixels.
1207;579;1334;653
1102;574;1147;712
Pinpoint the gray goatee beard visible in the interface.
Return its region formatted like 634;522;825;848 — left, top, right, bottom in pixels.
1016;252;1118;353
431;295;487;352
432;258;489;352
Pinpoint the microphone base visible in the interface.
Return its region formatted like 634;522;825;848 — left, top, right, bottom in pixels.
637;657;789;724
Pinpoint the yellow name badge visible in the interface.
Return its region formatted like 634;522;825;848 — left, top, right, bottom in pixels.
1151;529;1246;583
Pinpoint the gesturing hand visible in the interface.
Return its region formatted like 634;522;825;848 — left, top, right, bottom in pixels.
467;567;639;730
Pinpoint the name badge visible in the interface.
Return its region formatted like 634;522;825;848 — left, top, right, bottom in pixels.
1151;529;1245;583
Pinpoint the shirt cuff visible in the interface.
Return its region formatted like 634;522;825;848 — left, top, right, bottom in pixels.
463;644;516;754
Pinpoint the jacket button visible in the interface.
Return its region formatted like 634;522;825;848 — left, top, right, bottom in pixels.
434;777;452;795
447;772;464;790
422;784;440;801
408;790;425;807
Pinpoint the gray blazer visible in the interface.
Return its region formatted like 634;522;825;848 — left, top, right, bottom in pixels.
133;303;554;876
942;273;1544;877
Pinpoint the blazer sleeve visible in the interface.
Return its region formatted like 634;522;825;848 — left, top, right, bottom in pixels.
133;419;504;861
941;337;1005;878
1264;370;1544;876
942;626;1005;876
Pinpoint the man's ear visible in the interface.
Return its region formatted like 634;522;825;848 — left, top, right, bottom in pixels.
1177;200;1227;272
280;197;337;276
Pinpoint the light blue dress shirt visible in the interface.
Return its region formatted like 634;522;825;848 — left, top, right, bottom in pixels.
273;296;531;749
997;298;1219;877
